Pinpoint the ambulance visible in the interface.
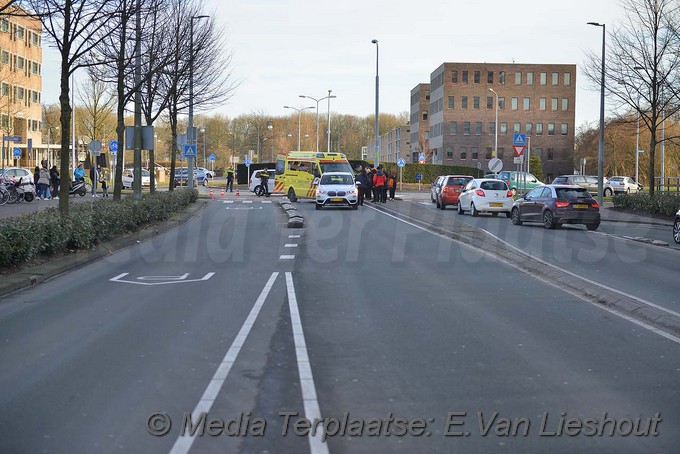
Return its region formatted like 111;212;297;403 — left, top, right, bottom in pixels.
274;151;353;202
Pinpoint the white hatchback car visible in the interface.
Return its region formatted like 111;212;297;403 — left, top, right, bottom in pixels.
315;172;358;210
604;176;642;196
457;178;513;217
0;167;34;184
122;168;151;188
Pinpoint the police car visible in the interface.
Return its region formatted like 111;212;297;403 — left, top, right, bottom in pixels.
249;168;276;192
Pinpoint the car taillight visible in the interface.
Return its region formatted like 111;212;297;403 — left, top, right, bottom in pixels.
475;189;485;197
506;190;513;197
555;201;570;208
249;179;252;184
592;202;600;208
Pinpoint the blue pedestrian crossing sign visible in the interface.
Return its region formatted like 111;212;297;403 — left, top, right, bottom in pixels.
513;133;526;146
183;144;197;158
397;158;406;168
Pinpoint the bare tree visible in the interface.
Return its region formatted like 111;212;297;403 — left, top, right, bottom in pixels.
77;71;116;145
583;0;680;195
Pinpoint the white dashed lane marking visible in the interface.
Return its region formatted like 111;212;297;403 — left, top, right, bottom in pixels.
279;255;295;260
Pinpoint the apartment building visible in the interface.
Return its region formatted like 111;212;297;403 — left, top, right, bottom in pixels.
366;125;410;165
409;83;430;164
0;7;42;169
417;62;576;181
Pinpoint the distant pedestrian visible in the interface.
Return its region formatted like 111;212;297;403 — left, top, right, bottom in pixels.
226;167;234;192
74;163;85;182
38;163;51;200
388;170;397;200
355;167;369;206
90;165;99;197
50;165;60;199
101;172;109;197
259;168;270;196
372;166;387;203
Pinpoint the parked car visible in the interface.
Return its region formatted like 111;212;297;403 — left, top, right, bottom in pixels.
121;168;151;189
437;175;474;209
510;184;601;230
430;175;447;203
197;167;214;179
496;170;544;195
551;175;601;196
249;169;277;192
674;208;680;244
195;168;210;186
173;167;208;187
604;176;642;196
315;172;358;210
0;167;34;184
456;178;513;217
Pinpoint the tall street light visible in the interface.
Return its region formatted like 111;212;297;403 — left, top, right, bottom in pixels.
326;89;333;152
488;88;499;161
632;65;645;187
284;105;314;151
371;39;379;167
200;127;206;168
588;21;605;205
253;122;273;162
188;14;209;189
299;92;336;152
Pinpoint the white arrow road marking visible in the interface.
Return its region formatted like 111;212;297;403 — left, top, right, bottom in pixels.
109;272;215;286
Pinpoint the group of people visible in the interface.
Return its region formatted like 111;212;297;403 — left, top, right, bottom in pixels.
74;163;109;197
354;165;397;205
33;161;60;200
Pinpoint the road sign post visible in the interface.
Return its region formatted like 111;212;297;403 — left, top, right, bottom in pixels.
513;133;527;194
397;157;405;190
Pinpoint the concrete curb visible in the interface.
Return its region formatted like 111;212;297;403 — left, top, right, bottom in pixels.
279;198;305;228
0;201;207;298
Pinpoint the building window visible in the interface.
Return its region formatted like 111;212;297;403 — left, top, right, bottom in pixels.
511;97;518;110
534;148;542;158
472;147;479;159
16;86;25;100
452;70;458;83
31;32;40;46
527;72;534;85
552;72;559;85
515;72;522;85
473;96;480;109
497;147;504;159
498;97;505;110
548;123;555;135
562;98;569;111
464;122;471;135
486;96;493;109
523;97;530;110
547;149;554;160
564;72;571;85
539;98;546;110
526;123;533;135
474;71;480;83
425;131;430;139
475;122;482;135
15;25;25;40
462;70;468;84
500;122;507;135
536;123;543;135
561;123;568;135
460;147;467;160
1;82;9;97
540;72;547;85
486;147;493;159
499;71;505;85
1;50;8;65
487;71;493;83
450;122;457;135
489;122;496;135
551;98;558;111
513;122;521;133
448;96;455;108
446;148;453;159
462;96;468;109
423;110;428;120
16;56;25;70
0;18;9;33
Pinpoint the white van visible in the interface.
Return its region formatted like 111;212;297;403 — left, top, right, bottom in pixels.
249;168;276;192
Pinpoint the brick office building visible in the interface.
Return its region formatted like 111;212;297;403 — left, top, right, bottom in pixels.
409;83;430;164
416;62;576;181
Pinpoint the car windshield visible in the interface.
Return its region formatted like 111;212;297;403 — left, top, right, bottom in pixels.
556;187;592;200
447;177;472;186
480;181;507;190
320;174;353;185
585;176;599;184
320;162;353;174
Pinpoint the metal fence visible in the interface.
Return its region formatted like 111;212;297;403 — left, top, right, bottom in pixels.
654;176;680;192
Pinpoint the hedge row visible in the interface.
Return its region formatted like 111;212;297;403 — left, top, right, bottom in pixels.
612;192;680;217
0;189;198;269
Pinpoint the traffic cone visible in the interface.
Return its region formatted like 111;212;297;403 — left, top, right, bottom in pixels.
220;188;225;197
210;188;214;198
235;187;240;196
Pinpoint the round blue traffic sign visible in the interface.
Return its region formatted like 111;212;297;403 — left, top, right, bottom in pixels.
109;140;118;153
209;153;216;162
397;158;406;168
244;158;251;166
13;147;21;158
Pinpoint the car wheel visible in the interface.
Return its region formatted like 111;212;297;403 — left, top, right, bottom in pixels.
511;207;522;225
673;218;680;244
471;203;479;217
491;212;498;217
436;198;440;208
288;187;297;202
626;188;631;194
351;204;358;210
431;195;436;203
543;209;556;229
505;211;512;219
315;203;322;210
440;199;446;210
457;202;464;214
586;223;600;231
254;185;264;197
604;188;613;197
203;179;208;187
24;192;34;202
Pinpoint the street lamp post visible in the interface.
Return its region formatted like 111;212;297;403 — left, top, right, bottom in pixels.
200;127;206;168
284;105;315;151
254;123;273;162
371;39;379;167
326;89;332;152
488;88;499;161
299;92;336;152
188;14;209;189
588;21;606;205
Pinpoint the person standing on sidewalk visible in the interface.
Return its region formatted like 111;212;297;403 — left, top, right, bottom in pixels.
226;167;234;192
89;165;99;197
387;170;397;200
38;163;51;200
355;166;369;206
50;165;60;199
372;166;387;203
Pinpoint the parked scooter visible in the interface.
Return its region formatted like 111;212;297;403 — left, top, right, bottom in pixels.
70;179;88;197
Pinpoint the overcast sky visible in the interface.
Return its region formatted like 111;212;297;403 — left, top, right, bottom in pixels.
43;0;627;128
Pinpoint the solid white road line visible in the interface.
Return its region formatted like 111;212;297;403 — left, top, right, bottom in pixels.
169;272;279;454
285;272;329;454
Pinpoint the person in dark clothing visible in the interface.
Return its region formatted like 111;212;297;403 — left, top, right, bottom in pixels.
387;171;397;200
355;167;369;206
372;166;387;203
226;167;234;192
259;169;270;196
50;165;60;199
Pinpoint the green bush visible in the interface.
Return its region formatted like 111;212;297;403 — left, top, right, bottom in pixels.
0;189;198;269
612;192;680;216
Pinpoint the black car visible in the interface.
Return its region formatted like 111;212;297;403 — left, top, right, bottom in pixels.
510;184;601;230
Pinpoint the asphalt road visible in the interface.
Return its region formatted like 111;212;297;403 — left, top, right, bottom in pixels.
0;198;678;453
